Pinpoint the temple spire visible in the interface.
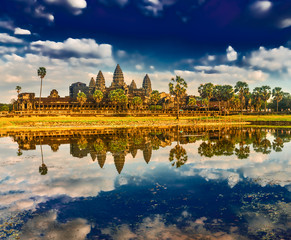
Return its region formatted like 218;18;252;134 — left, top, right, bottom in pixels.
111;64;126;88
129;80;137;89
142;74;152;96
89;77;96;88
96;70;105;91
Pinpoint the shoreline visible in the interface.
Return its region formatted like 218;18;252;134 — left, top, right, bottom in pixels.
0;115;291;134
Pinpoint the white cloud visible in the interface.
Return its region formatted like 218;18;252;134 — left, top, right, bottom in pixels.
250;1;272;13
279;18;291;29
226;45;237;61
135;64;143;70
35;5;55;22
141;0;177;17
208;55;215;61
0;20;15;31
248;46;291;72
117;50;127;58
0;33;23;43
31;38;113;59
150;65;155;70
175;65;268;95
45;0;87;15
20;211;91;240
66;0;87;8
0;49;115;102
148;0;160;4
14;27;31;35
0;46;17;54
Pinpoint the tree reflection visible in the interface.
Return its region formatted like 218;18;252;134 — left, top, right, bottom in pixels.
169;126;188;168
169;145;188;168
39;144;48;175
254;139;271;154
9;127;290;174
235;145;250;159
272;137;283;152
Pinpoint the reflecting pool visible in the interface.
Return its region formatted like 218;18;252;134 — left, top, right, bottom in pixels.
0;126;290;239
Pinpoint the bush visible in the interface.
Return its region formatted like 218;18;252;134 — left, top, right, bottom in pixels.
0;105;9;112
150;105;162;111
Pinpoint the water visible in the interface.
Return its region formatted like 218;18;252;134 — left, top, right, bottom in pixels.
0;126;290;239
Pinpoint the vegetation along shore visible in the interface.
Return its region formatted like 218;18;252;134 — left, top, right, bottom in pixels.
0;115;291;133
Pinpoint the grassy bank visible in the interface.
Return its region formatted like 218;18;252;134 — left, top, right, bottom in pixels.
223;114;291;122
0;115;243;132
0;115;290;132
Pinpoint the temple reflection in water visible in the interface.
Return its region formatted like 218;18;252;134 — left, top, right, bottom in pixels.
7;126;291;174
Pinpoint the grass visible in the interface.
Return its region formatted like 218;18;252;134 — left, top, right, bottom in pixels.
222;114;291;122
0;114;290;133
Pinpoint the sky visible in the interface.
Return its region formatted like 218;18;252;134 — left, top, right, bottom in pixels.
0;0;291;103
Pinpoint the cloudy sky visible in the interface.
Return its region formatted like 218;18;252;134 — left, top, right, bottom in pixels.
0;0;291;103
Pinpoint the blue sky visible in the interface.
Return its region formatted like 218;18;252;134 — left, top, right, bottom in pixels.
0;0;291;102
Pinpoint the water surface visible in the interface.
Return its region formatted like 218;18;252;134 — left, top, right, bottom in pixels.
0;126;290;239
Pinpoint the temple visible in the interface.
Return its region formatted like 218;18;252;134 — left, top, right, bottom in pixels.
16;64;153;112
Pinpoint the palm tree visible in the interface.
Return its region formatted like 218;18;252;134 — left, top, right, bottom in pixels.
93;90;103;108
150;90;161;112
169;76;188;120
234;81;249;114
132;96;142;111
187;97;196;108
202;98;209;110
230;95;240;111
198;83;213;111
37;67;46;111
109;89;128;112
260;85;271;112
15;86;21;97
77;92;87;109
252;87;262;112
221;85;234;112
15;86;21;111
272;87;284;113
213;85;224;111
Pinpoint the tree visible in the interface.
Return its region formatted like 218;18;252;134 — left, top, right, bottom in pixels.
132;96;142;111
221;85;234;112
198;83;213;111
202;98;209;109
169;76;187;120
260;85;271;112
272;87;284;112
234;81;249;113
213;85;224;111
0;105;9;111
244;91;252;112
187;97;196;108
109;89;128;112
15;86;21;97
77;92;87;108
230;95;240;111
150;90;161;112
37;67;46;111
252;87;262;112
93;90;103;108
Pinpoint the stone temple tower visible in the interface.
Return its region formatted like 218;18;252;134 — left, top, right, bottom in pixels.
142;74;152;96
96;70;105;91
89;77;96;95
111;64;126;89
